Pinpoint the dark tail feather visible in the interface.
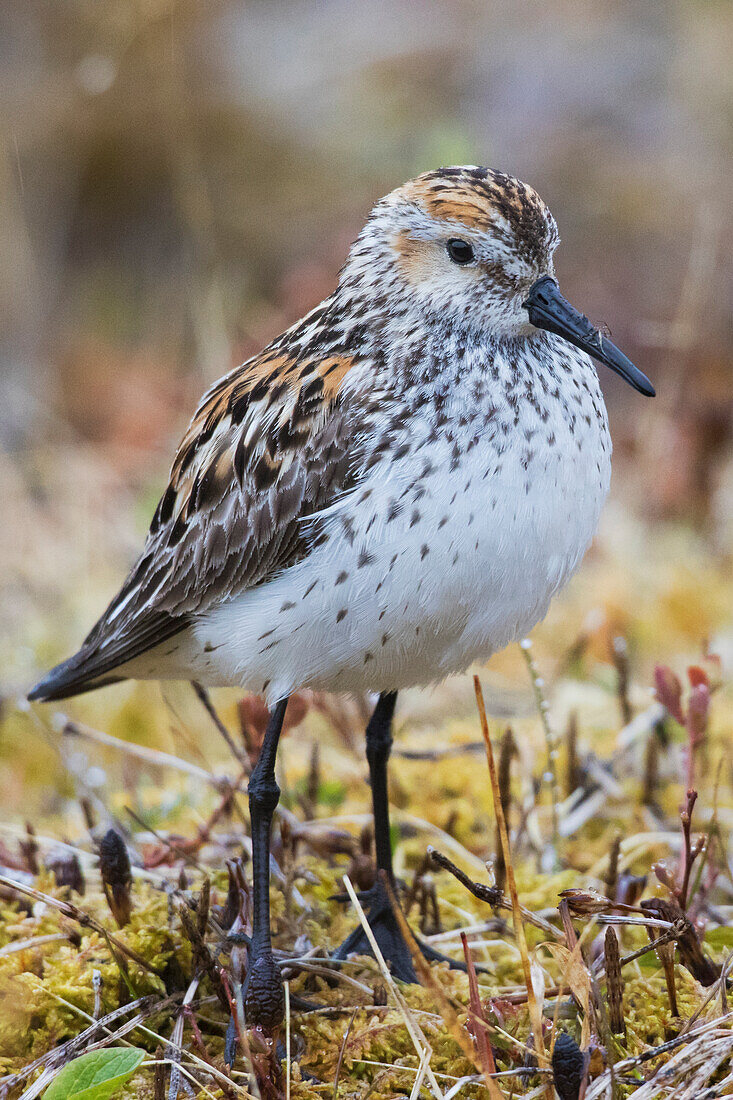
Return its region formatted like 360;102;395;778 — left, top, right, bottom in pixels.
29;613;186;703
28;656;124;703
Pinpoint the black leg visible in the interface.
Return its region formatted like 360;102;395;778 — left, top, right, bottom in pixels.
334;691;417;981
334;692;484;981
243;697;288;1028
366;691;398;886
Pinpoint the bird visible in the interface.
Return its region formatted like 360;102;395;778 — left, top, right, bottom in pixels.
29;165;654;1031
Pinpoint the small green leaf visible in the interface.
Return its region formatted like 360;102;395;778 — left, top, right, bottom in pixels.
44;1048;146;1100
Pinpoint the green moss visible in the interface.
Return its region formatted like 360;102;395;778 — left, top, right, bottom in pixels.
3;530;733;1095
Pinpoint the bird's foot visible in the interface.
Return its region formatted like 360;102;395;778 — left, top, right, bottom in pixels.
333;880;477;981
333;879;417;981
224;951;286;1084
244;949;285;1028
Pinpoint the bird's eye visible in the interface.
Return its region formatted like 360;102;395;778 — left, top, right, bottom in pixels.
446;239;475;265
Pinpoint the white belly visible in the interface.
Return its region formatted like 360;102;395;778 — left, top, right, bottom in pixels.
174;385;611;702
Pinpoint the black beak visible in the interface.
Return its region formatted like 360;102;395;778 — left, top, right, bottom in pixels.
524;275;655;397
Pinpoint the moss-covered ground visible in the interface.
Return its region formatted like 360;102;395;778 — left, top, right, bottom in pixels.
1;504;732;1098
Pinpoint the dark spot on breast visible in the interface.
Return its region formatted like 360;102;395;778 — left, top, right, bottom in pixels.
336;608;348;622
420;544;429;560
364;652;373;663
381;633;390;647
410;509;421;528
335;570;349;585
358;549;374;568
280;601;295;611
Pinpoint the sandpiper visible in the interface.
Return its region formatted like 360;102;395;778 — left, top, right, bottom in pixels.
30;166;654;1028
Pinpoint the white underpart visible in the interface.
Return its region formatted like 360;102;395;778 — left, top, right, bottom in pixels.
134;334;611;704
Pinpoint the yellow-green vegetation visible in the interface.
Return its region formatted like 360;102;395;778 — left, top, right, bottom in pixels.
0;508;732;1099
3;0;732;1093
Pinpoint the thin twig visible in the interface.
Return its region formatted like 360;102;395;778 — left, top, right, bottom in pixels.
0;994;167;1092
604;927;625;1038
520;639;559;849
60;716;227;788
191;682;250;771
341;875;445;1100
332;1008;358;1100
461;931;496;1075
0;873;163;976
474;675;550;1084
380;873;504;1100
427;846;563;940
0;932;68;957
678;788;700;910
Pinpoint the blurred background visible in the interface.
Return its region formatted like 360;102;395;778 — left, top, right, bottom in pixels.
1;0;732;816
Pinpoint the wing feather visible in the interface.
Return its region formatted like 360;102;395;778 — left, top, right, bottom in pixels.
30;310;366;701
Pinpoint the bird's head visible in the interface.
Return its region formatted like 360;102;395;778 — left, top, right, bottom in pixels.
343;166;654;395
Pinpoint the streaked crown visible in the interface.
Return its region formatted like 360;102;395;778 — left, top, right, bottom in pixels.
342;165;560;337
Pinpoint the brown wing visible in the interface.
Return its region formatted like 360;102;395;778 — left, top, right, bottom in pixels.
29;329;362;701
